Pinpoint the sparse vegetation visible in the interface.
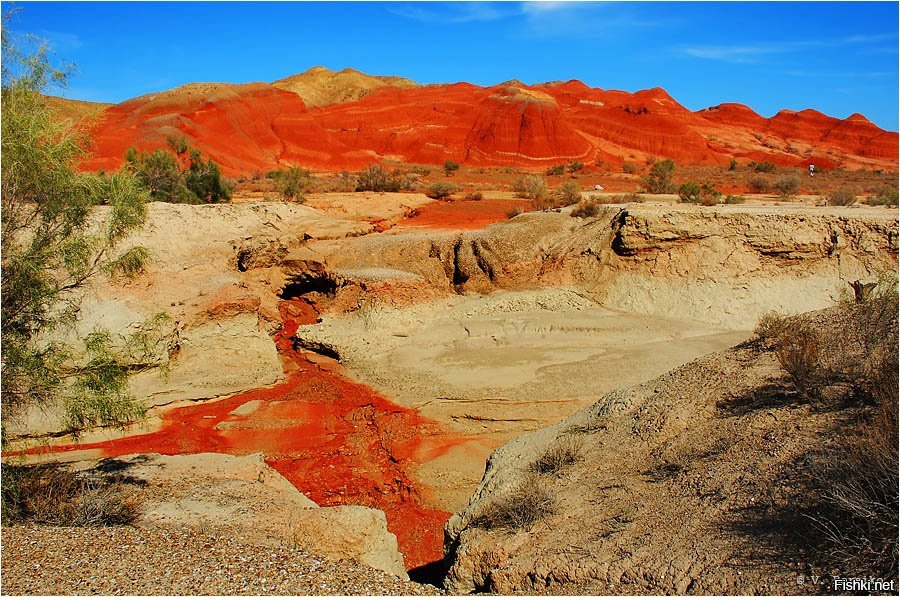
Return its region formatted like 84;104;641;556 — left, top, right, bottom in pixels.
825;188;856;206
641;159;676;194
773;175;799;198
1;463;142;526
443;160;460;177
748;175;771;193
567;160;584;173
355;164;406;192
266;166;313;200
756;275;898;577
866;187;899;206
545;164;565;176
724;194;747;204
556;181;582;206
622;162;638;174
470;475;555;531
570;201;600;218
463;190;483;201
529;437;583;475
426;181;458;200
512;175;548;201
728;159;738;171
750;161;776;173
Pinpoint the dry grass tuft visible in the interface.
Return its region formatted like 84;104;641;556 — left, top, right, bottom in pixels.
470;475;555;531
1;464;142;526
529;437;583;475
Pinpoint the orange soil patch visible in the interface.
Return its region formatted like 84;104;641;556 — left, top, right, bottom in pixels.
397;198;533;230
14;299;460;570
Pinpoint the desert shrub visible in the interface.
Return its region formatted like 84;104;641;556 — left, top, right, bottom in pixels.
589;192;643;204
463;190;483;201
2;464;142;526
724;194;747;204
774;175;800;198
125;136;230;204
748;175;771;193
506;207;524;219
677;181;701;203
641;158;676;193
556;181;582;206
728;159;738;171
3;22;151;438
567;160;584;173
622;162;638;174
866;187;899;206
266;166;313;200
571;202;600;218
750;160;776;173
512;175;548;200
679;181;720;205
426;181;458;200
545;163;565;176
470;476;555;531
356;164;402;192
774;319;825;401
443;160;460;177
529;437;583;475
825;188;856;206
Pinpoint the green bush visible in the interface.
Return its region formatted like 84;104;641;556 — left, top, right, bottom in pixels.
545;164;565;176
774;175;800;198
2;21;151;437
443;160;460;177
750;161;776;173
356;164;402;192
567;160;584;173
724;194;747;204
642;158;676;193
266;166;313;200
826;188;856;206
124;136;230;204
679;181;720;205
728;159;738;171
426;181;458;199
622;162;638;174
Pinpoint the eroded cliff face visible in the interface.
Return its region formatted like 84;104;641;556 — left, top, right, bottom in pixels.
302;205;897;329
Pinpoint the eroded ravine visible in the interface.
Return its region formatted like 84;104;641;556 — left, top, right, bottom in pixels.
17;298;459;572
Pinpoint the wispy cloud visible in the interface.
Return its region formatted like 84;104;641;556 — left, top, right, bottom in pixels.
683;33;898;64
388;2;516;24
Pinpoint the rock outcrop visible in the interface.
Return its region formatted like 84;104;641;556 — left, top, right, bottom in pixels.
69;452;409;579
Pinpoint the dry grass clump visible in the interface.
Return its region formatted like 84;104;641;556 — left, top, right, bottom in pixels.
463;190;483;201
512;175;548;201
570;201;600;218
529;437;583;475
756;274;898;578
826;188;856;206
470;475;555;531
2;464;142;526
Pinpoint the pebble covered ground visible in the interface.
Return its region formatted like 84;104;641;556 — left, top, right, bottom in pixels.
1;524;444;596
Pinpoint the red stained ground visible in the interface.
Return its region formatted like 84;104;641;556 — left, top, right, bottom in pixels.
397;198;533;230
16;298;458;571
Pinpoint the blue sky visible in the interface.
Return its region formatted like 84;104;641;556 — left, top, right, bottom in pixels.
8;1;899;130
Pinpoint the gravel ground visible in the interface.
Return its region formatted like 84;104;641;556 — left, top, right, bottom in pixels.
1;524;444;596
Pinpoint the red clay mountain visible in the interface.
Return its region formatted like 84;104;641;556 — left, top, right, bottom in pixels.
79;67;898;176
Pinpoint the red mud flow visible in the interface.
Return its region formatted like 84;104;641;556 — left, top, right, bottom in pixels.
18;299;458;571
398;198;533;230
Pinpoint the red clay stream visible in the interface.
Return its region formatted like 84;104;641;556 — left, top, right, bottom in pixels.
14;299;463;572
